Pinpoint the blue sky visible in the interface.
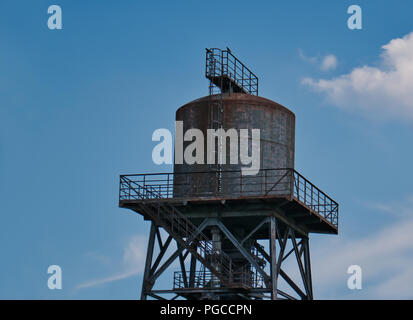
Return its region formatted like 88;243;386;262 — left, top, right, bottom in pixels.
1;0;413;299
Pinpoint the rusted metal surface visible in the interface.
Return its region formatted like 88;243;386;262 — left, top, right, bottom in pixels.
174;93;295;198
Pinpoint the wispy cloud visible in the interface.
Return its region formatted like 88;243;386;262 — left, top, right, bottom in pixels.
311;197;413;299
76;269;140;290
303;31;413;122
363;195;413;218
321;54;338;71
298;49;338;71
76;200;413;298
83;251;112;265
298;48;318;64
76;235;148;290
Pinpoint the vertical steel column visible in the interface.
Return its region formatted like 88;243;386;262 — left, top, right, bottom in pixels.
141;222;156;300
269;216;278;300
178;245;188;288
303;237;313;299
211;227;222;288
189;242;197;288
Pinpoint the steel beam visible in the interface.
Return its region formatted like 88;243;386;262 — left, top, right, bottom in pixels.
290;230;310;298
143;218;212;297
241;217;269;245
150;235;173;275
141;222;156;300
269;216;277;300
303;237;313;299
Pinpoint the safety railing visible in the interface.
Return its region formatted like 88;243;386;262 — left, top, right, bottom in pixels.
173;268;265;290
293;171;339;227
119;168;338;228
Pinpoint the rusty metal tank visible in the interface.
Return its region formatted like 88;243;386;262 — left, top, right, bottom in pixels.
173;92;295;198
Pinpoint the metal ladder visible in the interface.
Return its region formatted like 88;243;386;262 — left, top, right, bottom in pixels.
207;56;224;193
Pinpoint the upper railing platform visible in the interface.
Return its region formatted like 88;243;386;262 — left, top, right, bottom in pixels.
119;168;339;231
206;48;259;96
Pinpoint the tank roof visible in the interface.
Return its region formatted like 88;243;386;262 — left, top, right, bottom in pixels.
179;93;295;118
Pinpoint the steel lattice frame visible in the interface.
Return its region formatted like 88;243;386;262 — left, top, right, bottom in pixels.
140;216;313;300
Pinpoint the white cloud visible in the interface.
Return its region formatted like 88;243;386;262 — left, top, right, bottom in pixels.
76;235;148;290
122;235;148;269
311;198;413;299
321;54;338;71
298;48;318;64
363;195;413;218
75;269;140;290
298;49;338;71
303;31;413;122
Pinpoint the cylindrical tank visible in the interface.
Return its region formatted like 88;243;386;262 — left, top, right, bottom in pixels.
173;92;295;198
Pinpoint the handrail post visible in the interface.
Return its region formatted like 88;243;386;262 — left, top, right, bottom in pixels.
304;179;307;205
240;170;243;196
167;174;170;198
264;169;267;193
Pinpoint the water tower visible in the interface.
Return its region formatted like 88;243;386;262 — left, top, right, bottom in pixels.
119;48;339;300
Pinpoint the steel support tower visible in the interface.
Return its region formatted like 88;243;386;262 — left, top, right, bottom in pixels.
119;49;338;300
119;170;338;300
